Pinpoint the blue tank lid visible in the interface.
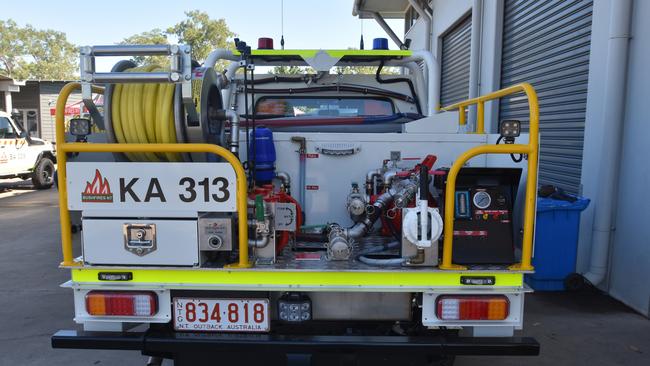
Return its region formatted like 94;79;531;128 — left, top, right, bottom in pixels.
249;126;276;183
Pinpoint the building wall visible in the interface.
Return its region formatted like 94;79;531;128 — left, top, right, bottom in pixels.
609;0;650;316
404;0;504;133
401;0;648;316
578;0;650;316
10;81;41;137
11;81;40;110
38;82;82;142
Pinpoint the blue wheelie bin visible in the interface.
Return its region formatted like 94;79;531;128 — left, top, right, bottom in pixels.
525;196;590;291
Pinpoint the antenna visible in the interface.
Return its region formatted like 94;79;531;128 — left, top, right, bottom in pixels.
280;0;285;49
359;19;364;50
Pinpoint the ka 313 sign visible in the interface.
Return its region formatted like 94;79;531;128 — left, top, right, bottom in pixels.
66;162;237;212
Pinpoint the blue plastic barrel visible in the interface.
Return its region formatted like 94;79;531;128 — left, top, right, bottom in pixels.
525;196;590;291
249;127;276;183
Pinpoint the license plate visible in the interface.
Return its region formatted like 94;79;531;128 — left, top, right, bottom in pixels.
173;298;270;332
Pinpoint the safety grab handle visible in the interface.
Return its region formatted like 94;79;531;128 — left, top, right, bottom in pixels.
438;83;539;272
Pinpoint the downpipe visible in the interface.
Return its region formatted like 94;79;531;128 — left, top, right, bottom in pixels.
468;0;483;131
582;0;632;286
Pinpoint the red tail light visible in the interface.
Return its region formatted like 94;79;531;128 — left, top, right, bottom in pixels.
86;291;157;316
436;295;509;321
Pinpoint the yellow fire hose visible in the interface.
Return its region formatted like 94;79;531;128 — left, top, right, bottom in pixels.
111;66;181;162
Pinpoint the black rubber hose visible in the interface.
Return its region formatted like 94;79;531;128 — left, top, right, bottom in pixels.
496;136;524;163
243;64;251;186
296;232;328;242
244;76;307;85
250;85;416;104
251;68;257;187
375;61;423;115
419;164;429;201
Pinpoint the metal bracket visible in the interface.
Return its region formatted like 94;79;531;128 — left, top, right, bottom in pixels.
78;44;197;132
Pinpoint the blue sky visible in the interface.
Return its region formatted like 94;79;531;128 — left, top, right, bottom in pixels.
2;0;404;71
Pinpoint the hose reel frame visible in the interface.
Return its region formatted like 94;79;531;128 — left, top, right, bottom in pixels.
93;46;225;162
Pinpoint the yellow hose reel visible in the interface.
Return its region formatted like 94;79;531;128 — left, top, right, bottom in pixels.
104;59;225;162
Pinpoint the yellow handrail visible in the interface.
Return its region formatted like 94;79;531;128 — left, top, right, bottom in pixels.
55;82;251;268
438;83;539;271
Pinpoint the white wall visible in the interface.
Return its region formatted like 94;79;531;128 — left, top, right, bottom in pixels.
605;0;650;316
576;1;610;275
403;0;504;133
570;0;649;316
400;0;649;316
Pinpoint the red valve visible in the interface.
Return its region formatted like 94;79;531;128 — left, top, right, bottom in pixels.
420;154;438;170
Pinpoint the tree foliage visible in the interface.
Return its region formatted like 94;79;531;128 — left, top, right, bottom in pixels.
121;11;236;71
121;29;169;67
268;66;316;75
167;10;235;64
0;19;76;80
335;65;399;75
268;64;399;75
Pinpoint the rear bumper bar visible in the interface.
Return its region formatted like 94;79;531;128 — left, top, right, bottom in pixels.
52;329;539;357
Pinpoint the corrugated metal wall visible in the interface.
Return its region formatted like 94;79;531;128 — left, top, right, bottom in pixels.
38;82;81;142
500;0;593;194
440;14;472;107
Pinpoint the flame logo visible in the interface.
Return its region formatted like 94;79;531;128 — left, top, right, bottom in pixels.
81;169;113;202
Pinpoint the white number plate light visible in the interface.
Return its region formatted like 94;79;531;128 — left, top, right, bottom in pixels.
174;298;270;332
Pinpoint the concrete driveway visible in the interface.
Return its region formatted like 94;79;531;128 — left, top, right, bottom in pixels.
0;189;648;365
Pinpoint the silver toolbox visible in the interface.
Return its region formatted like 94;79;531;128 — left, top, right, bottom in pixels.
82;218;198;266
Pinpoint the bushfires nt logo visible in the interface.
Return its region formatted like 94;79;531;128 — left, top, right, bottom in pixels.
82;169;113;203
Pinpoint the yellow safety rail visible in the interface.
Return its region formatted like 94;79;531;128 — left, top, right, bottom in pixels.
55;82;251;269
439;83;539;271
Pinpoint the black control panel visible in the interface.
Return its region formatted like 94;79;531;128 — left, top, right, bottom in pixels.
436;168;522;265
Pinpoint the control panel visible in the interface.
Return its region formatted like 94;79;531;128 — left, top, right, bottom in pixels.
437;168;522;265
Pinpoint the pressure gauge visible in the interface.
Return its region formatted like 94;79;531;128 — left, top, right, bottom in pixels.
472;191;492;209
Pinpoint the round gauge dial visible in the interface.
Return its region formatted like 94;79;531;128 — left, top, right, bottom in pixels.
472;191;492;209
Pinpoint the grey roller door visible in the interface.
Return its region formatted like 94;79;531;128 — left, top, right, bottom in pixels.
500;0;593;194
440;14;472;107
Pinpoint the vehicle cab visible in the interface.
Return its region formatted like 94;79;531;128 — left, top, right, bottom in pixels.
0;110;56;189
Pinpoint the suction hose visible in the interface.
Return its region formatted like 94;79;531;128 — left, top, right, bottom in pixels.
111;65;181;161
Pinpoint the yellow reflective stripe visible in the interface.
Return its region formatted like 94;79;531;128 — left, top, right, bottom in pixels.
71;269;523;287
231;49;412;59
327;49;412;58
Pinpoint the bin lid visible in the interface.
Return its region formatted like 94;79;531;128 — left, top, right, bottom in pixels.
537;196;590;212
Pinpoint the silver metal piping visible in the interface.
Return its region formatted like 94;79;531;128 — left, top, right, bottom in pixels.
276;171;291;193
248;233;270;248
224;109;240;153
